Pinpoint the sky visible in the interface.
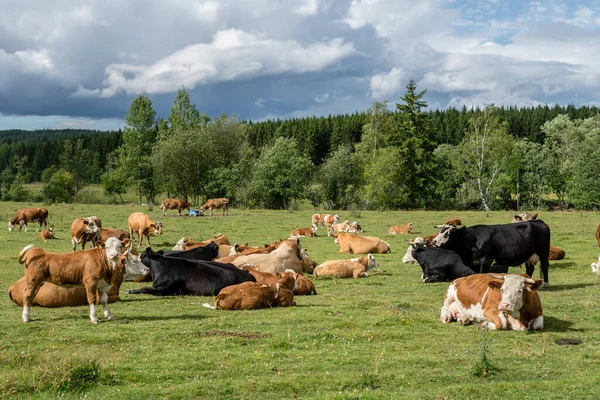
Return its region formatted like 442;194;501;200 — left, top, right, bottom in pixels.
1;0;599;130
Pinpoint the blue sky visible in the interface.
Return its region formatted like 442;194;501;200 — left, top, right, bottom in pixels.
1;0;599;130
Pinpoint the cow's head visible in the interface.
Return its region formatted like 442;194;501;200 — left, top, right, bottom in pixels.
333;214;341;223
432;225;458;247
488;274;542;313
8;221;14;232
151;222;163;235
104;237;122;269
311;225;318;235
376;240;391;254
512;212;538;223
83;217;100;233
118;243;149;281
366;253;379;270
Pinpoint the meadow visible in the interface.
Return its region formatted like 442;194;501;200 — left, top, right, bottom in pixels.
0;202;599;399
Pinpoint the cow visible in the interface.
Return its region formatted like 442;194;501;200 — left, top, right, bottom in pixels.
125;248;256;296
330;220;351;234
440;273;543;331
17;237;125;323
290;226;317;239
70;216;102;252
160;198;191;216
432;220;551;288
314;253;378;278
100;228;131;242
347;221;363;233
172;234;230;250
445;217;462;226
229;242;281;255
157;241;219;261
282;270;317;295
231;239;316;274
128;212;163;249
199;198;229;217
402;237;426;264
389;222;414;235
8;244;148;307
9;208;48;232
40;228;55;241
203;281;295;310
334;233;391;254
311;214;340;236
512;212;538;222
549;246;565;261
596;224;600;248
239;265;298;292
591;257;600;276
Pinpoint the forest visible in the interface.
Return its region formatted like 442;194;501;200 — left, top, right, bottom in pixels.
2;79;600;210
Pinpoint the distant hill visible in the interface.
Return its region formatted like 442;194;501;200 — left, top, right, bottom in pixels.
0;129;119;144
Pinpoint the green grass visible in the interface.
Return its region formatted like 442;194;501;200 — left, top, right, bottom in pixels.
1;203;599;399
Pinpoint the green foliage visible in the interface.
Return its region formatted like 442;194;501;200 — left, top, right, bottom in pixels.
101;167;129;203
317;145;362;209
42;169;75;203
471;327;496;378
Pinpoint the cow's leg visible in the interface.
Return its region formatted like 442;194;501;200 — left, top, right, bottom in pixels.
354;269;367;278
23;222;28;232
478;258;494;273
36;221;42;232
125;286;171;296
71;237;77;252
84;280;99;323
506;315;526;331
539;257;550;289
209;207;213;217
146;233;152;248
101;292;114;320
22;279;43;322
482;312;507;330
137;230;144;249
440;286;457;323
525;262;535;279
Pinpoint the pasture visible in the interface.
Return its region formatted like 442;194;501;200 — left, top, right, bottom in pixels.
0;202;599;399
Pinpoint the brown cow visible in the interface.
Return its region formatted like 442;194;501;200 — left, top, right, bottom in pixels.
17;237;125;323
388;222;414;235
71;216;102;252
331;220;351;234
334;233;391;254
314;253;378;278
9;208;48;232
444;217;462;226
347;221;363;233
172;234;230;250
441;273;543;330
200;198;229;217
239;265;298;292
281;270;317;295
596;224;600;248
512;212;538;222
128;212;163;249
290;226;317;239
160;198;191;216
311;214;340;236
40;228;55;241
204;281;295;310
549;246;565;261
100;228;131;242
231;239;316;274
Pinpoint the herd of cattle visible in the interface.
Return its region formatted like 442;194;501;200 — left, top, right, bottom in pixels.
5;205;598;331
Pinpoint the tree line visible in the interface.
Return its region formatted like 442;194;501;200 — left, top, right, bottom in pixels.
2;81;600;210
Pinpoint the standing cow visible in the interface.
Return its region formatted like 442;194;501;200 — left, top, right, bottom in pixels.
200;198;229;217
71;216;102;251
128;212;163;249
160;198;191;216
9;208;49;232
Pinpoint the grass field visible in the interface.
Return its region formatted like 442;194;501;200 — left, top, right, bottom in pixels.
1;202;599;399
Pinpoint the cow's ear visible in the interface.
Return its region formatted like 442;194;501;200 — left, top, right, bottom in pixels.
531;213;538;220
527;280;543;291
513;215;522;221
150;224;155;228
275;272;282;278
488;281;502;291
95;240;106;248
83;220;89;225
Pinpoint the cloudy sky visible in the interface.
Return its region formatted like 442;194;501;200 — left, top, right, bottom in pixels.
1;0;599;130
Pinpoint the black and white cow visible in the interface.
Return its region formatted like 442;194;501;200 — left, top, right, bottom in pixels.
432;220;551;288
125;248;256;296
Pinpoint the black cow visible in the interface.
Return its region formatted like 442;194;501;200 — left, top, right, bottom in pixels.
411;244;509;283
432;220;551;288
156;241;219;261
125;248;255;296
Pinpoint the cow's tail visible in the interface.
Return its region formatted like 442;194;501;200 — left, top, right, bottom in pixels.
18;244;36;265
202;303;216;309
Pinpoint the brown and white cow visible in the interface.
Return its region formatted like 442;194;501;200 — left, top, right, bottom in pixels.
9;208;49;232
17;237;126;323
8;245;148;307
160;198;191;216
281;270;317;295
128;212;163;249
40;228;55;241
311;214;340;236
347;221;363;233
204;281;295;310
444;217;462;226
100;228;131;242
512;212;538;223
172;234;230;251
290;226;317;239
595;224;600;248
331;220;351;234
199;198;229;217
440;273;543;331
231;239;316;274
314;253;378;278
70;216;102;252
334;233;391;254
388;222;414;235
239;265;298;292
591;257;600;276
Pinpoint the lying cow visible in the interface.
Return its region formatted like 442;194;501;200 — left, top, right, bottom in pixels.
126;248;255;296
71;216;102;251
402;237;426;264
596;224;600;248
9;208;49;232
40;228;55;241
334;233;390;254
172;234;230;250
290;226;317;239
389;222;414;235
331;220;351;234
239;265;298;292
17;237;125;323
445;217;462;226
512;212;538;222
347;221;363;233
440;274;543;330
160;198;191;216
100;228;131;242
200;198;229;217
8;244;148;307
231;239;316;274
128;212;163;249
314;253;378;278
204;281;295;310
282;270;317;295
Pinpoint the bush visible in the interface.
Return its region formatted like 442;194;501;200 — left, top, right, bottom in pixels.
42;169;75;203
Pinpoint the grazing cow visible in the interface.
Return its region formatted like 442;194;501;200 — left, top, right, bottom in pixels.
512;212;538;222
290;226;317;239
204;281;295;310
199;198;229;217
347;221;363;233
40;228;55;241
314;253;378;278
231;239;316;274
440;274;543;331
282;270;317;295
8;245;148;307
128;212;163;249
17;237;125;323
9;208;49;232
334;233;391;254
172;234;230;250
389;222;414;235
70;216;102;252
331;220;351;234
160;198;191;216
432;220;551;288
126;248;256;296
100;228;131;242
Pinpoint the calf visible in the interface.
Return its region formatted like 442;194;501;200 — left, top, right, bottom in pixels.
290;226;317;239
9;208;48;232
444;217;462;226
71;216;102;251
389;222;414;235
160;198;191;216
314;254;378;278
17;237;124;323
282;270;317;295
205;281;295;310
331;220;351;234
128;212;163;249
347;221;363;233
100;228;130;242
334;233;391;254
40;228;55;241
200;198;229;217
440;274;543;330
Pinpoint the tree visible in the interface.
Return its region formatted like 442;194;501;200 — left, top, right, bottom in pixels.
167;87;209;133
354;101;394;157
317;145;362;209
42;169;75;203
59;139;91;201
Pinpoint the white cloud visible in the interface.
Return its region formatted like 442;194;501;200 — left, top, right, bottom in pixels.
370;67;405;99
293;0;319;16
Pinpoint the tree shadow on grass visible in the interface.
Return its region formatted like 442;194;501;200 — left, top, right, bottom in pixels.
546;282;598;292
551;261;577;269
536;315;584;333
